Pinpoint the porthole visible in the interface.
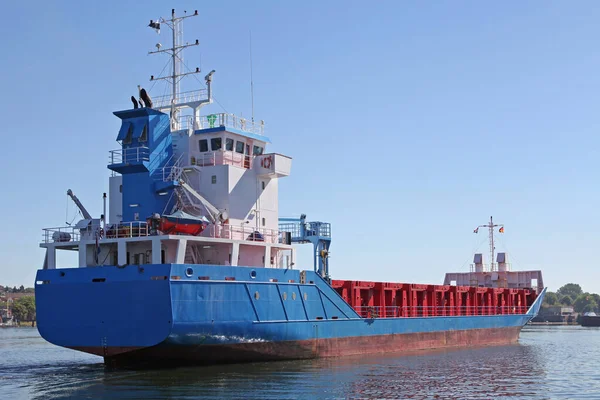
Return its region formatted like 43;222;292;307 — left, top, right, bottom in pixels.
185;267;193;277
254;291;260;300
250;270;257;279
292;292;296;300
282;292;287;300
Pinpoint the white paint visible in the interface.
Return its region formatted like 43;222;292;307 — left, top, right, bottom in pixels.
108;175;123;224
79;242;87;267
152;238;162;264
118;240;127;265
176;239;187;263
231;242;239;266
264;246;271;268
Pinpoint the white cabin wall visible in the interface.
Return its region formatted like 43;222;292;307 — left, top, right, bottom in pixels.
238;244;265;267
258;178;279;231
228;166;260;224
196;165;230;214
108;175;123;224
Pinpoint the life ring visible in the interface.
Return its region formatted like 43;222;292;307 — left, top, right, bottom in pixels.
261;155;272;169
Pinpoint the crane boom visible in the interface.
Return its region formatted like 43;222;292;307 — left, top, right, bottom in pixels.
67;189;93;220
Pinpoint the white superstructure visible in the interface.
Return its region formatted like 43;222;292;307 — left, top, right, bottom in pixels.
41;9;297;272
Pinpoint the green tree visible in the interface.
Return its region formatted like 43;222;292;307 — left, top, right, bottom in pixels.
18;285;24;293
544;292;558;306
557;283;583;300
560;295;573;306
583;303;598;314
11;296;35;323
574;293;595;313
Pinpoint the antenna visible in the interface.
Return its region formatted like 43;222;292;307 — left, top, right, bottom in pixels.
249;30;255;123
473;216;504;271
147;9;212;130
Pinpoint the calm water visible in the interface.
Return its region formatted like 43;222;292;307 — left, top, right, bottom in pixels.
1;326;599;399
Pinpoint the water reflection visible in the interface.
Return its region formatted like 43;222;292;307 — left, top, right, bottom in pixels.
4;327;600;399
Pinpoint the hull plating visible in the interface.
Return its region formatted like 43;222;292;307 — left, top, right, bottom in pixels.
104;326;521;366
35;264;545;366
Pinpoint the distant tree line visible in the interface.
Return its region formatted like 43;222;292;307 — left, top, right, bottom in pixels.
11;296;36;324
0;285;34;294
543;283;600;314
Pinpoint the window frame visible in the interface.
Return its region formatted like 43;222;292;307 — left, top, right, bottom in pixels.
199;139;209;152
235;141;245;154
253;145;264;155
211;137;222;151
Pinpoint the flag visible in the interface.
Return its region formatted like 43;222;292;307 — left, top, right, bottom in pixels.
473;227;479;233
499;227;504;233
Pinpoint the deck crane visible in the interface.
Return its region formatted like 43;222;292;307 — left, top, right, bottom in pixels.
279;214;332;281
67;189;93;220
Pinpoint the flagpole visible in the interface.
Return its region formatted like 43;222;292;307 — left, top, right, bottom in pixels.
473;216;504;272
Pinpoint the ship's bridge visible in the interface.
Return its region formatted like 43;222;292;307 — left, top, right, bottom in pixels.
167;112;291;178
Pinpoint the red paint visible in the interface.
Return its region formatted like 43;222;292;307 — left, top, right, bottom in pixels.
100;326;522;367
332;279;538;318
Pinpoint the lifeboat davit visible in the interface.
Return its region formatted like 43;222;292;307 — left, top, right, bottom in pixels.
148;211;208;236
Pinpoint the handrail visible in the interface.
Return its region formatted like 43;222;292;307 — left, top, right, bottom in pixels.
202;224;285;245
190;150;249;169
352;305;529;318
108;147;150;164
153;89;209;109
173;113;266;135
104;222;150;239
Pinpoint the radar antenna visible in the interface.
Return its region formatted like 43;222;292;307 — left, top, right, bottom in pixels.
148;9;214;130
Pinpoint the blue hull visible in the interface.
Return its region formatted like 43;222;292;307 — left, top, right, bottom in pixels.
35;264;545;366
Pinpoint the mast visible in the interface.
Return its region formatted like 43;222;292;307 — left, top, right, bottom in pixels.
148;9;212;130
474;216;504;271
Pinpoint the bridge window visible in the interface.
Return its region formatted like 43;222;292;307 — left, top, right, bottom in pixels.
235;141;245;154
199;139;208;152
253;145;264;155
211;137;222;151
139;126;147;142
226;138;234;151
123;125;133;144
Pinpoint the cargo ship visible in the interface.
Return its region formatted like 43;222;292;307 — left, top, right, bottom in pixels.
35;10;546;367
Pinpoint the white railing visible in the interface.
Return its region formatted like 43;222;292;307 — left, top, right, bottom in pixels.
201;113;265;135
191;150;249;168
157;153;185;182
43;222;151;243
108;147;150;164
469;263;512;273
104;222;150;239
173;113;266;135
153;90;209;109
42;227;81;244
202;224;283;244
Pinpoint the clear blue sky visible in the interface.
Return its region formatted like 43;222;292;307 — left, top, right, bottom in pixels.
1;1;599;292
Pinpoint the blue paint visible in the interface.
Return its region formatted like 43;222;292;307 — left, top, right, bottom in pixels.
35;264;545;351
109;108;175;221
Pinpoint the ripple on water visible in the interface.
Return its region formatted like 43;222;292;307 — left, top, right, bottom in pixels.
2;326;600;399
